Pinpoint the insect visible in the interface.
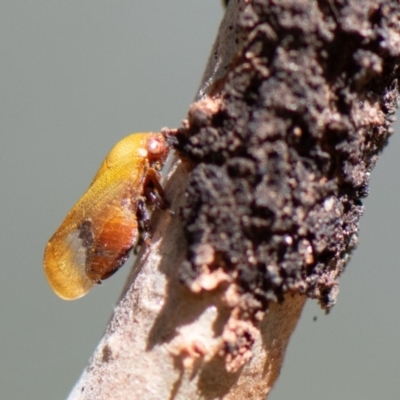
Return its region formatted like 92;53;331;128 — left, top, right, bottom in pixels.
44;132;170;300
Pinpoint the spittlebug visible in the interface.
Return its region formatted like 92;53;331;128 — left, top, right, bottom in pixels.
44;132;169;300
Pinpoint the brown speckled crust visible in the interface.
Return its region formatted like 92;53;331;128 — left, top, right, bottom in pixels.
175;0;400;313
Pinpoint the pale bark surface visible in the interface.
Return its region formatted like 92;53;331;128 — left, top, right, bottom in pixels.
69;1;400;399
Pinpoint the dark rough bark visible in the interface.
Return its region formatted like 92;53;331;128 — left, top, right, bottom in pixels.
174;0;400;318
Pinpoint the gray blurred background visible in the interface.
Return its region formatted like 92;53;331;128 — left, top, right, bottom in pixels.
0;1;399;399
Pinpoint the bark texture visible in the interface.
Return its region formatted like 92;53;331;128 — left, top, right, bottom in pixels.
69;1;400;399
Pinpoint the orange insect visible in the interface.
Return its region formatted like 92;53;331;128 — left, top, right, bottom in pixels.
44;132;169;300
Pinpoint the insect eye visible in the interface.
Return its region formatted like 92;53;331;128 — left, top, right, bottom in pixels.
147;136;165;155
146;135;169;164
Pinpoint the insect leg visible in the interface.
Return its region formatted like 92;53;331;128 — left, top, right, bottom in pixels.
143;187;165;209
137;199;152;245
143;168;170;210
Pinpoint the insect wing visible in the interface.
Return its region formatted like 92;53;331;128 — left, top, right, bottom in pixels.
44;174;141;300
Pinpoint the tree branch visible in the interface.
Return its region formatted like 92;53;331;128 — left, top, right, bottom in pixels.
68;1;400;399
